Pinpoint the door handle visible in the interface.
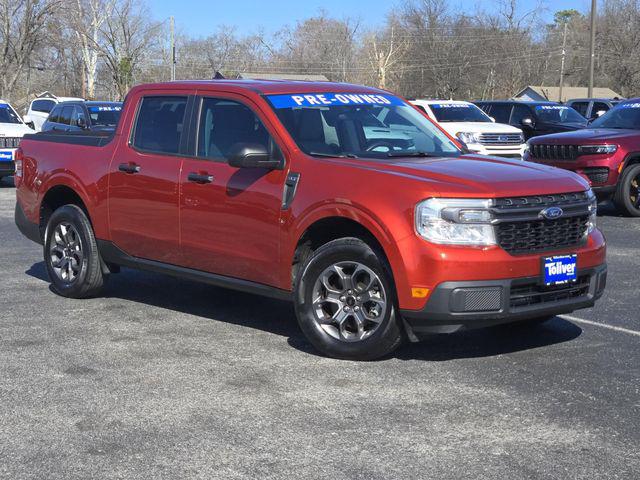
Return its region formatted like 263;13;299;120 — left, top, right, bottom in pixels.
118;163;141;174
187;172;214;184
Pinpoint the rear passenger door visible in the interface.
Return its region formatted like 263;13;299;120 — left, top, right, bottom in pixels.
178;93;287;287
108;94;191;263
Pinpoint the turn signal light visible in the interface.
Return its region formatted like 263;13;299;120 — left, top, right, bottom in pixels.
411;287;430;298
14;147;23;188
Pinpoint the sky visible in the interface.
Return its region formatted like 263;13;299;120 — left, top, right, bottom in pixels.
150;0;593;38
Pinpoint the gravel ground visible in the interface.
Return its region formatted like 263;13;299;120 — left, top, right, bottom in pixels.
0;177;638;480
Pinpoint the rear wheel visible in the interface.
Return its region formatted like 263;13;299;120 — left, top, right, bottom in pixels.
44;205;105;298
613;163;640;217
294;238;403;360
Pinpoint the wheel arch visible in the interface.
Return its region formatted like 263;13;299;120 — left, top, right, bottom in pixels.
290;212;406;291
39;184;92;238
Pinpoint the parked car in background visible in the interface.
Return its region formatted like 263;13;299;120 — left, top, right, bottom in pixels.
42;101;123;133
23;95;84;131
14;80;606;360
566;98;624;121
524;98;640;216
0;100;33;181
474;100;587;140
411;99;525;158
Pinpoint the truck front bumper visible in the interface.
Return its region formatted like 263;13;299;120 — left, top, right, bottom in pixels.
400;264;607;335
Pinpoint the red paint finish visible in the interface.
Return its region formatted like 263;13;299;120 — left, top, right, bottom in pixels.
17;80;606;313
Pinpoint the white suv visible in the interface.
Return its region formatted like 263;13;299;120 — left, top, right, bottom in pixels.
23;95;84;132
411;99;526;158
0;100;33;181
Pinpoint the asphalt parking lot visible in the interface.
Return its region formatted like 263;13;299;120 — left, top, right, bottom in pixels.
0;176;638;480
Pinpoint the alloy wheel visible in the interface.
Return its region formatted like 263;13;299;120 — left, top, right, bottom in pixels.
49;222;83;283
311;261;387;342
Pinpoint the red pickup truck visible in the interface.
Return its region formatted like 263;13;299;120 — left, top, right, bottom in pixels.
14;80;607;360
525;98;640;216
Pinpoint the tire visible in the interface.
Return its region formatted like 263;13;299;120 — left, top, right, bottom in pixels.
294;237;403;360
44;204;105;298
613;163;640;217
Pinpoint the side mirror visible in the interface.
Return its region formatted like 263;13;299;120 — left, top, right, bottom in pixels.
228;143;282;169
77;116;87;129
520;117;534;128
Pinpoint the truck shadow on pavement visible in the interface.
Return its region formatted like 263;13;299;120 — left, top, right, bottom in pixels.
26;261;582;361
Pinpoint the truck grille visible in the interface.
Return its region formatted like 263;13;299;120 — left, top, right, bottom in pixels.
0;137;21;149
492;192;591;255
478;133;523;145
530;144;579;160
583;167;609;184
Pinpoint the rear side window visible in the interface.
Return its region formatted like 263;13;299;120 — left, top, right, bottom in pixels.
197;98;270;160
71;106;85;127
570;101;589;117
32;99;56;113
59;106;73;125
132;96;188;154
488;104;511;123
48;106;62;123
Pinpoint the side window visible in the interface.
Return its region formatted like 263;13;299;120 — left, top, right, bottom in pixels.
197;98;271;160
571;102;589;117
59;106;73;125
490;104;511;124
48;106;62;124
510;104;532;124
592;102;610;117
71;106;84;127
32;99;56;113
132;96;188;154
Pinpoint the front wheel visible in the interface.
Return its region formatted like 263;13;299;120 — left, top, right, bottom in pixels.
294;238;403;360
44;205;106;298
613;163;640;217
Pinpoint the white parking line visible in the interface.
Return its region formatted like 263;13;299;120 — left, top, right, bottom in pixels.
561;315;640;337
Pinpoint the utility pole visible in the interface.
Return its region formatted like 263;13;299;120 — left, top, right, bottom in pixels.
559;21;568;102
588;0;597;97
170;16;176;81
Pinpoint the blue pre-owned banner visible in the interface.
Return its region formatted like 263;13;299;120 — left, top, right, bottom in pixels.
268;93;405;109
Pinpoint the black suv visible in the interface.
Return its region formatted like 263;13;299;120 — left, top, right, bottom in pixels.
474;101;587;140
565;98;623;121
42;101;122;133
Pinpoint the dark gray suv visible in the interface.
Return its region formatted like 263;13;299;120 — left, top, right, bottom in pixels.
42;101;122;133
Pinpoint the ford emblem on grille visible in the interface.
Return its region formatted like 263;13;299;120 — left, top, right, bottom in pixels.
499;135;508;142
540;206;564;219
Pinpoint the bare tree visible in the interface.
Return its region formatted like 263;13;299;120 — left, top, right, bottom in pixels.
70;0;115;98
364;19;407;89
99;0;160;98
0;0;60;98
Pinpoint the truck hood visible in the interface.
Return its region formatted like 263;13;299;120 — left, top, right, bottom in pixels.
438;121;522;136
529;128;639;144
347;155;589;197
0;123;33;137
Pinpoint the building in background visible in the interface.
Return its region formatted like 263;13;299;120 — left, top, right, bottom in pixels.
515;86;621;102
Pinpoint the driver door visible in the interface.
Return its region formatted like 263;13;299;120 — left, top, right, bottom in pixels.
179;94;288;287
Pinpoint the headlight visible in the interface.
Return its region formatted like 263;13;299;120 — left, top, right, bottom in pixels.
523;140;530;153
578;144;617;155
415;198;496;246
456;132;481;144
587;189;597;233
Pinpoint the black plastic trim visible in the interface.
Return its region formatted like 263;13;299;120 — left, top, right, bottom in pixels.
97;240;292;301
22;131;114;147
0;161;15;176
401;264;607;332
15;202;42;245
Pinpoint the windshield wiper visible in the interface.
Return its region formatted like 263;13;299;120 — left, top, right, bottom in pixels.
386;151;434;158
308;151;358;158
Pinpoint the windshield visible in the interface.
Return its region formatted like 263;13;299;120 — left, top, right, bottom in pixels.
267;93;461;159
534;105;585;124
590;102;640;129
0;103;22;124
429;103;491;123
88;104;122;126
